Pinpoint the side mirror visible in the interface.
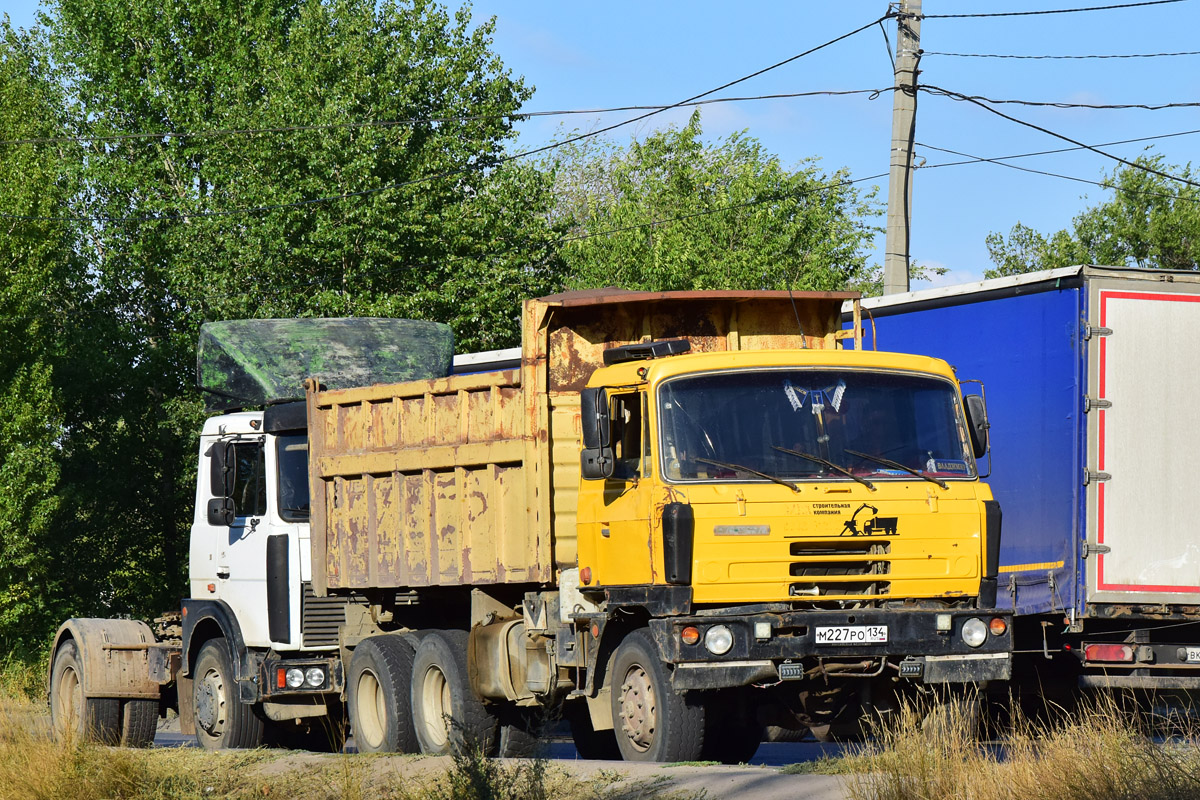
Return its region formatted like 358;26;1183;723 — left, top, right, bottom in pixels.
208;441;232;495
964;394;990;459
580;388;614;480
207;497;235;526
580;388;610;449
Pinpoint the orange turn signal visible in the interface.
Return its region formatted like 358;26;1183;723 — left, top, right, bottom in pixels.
988;617;1008;636
580;566;592;585
680;626;701;645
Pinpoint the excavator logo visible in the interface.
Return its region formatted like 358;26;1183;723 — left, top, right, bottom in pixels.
841;503;899;537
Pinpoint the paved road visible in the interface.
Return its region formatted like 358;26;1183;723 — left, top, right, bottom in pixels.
155;725;854;799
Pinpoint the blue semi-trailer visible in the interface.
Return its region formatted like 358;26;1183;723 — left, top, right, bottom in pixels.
846;265;1200;697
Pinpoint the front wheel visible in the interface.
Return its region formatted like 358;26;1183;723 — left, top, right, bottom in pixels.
609;630;705;762
192;638;263;750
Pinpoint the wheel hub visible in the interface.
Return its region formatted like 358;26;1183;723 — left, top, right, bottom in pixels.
618;665;657;752
196;671;225;735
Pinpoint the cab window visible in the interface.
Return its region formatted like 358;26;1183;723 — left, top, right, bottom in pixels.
230;441;267;517
610;392;643;480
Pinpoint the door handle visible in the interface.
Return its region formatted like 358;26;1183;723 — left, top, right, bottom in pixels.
216;567;231;580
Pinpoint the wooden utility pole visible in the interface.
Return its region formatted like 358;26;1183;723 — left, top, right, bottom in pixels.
883;0;921;295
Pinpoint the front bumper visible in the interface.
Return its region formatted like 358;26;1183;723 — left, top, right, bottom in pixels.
648;608;1012;689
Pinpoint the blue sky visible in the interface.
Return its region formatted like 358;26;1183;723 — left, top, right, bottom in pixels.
5;1;1199;289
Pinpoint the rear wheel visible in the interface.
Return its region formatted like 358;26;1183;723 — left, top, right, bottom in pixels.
410;630;498;755
193;638;264;750
610;630;705;762
566;701;620;760
347;635;419;754
50;640;120;744
119;699;159;748
701;693;763;764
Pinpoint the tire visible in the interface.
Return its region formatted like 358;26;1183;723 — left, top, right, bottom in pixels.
50;640;120;744
495;707;542;758
120;699;159;748
347;635;419;754
701;694;763;764
609;629;705;762
565;701;620;760
410;630;499;755
192;637;264;750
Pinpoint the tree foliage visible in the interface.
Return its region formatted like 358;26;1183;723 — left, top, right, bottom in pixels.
985;155;1200;278
546;113;881;293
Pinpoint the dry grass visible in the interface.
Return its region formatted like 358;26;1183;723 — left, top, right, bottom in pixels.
0;687;693;800
843;692;1200;800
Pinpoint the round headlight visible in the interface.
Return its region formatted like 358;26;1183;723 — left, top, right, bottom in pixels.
961;617;988;648
704;624;734;655
285;667;305;688
305;667;325;688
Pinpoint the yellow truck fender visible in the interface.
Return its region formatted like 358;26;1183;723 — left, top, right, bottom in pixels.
49;618;161;700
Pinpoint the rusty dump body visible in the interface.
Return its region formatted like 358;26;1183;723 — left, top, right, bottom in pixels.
306;289;861;596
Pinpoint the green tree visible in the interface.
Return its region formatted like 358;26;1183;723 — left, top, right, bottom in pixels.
985;155;1200;278
0;0;564;648
0;22;84;650
546;112;881;293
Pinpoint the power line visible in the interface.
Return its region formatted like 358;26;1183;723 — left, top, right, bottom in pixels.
0;89;892;149
920;84;1200;189
559;172;888;245
924;0;1186;18
918;142;1200;204
0;14;891;224
921;88;1200;111
916;127;1200;165
924;49;1200;59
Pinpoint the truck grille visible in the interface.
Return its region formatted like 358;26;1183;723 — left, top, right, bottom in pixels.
301;582;347;648
788;540;891;598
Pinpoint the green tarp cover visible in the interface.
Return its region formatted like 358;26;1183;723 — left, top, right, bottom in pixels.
197;318;454;412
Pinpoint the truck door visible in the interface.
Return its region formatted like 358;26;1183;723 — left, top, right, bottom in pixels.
1086;279;1200;604
591;391;656;586
206;436;277;647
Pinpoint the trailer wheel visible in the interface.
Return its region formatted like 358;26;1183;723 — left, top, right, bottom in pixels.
120;699;159;748
610;630;705;762
50;640;120;744
193;637;263;750
410;630;498;755
347;635;419;753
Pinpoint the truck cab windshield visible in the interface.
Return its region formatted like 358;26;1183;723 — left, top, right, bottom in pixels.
658;369;973;483
276;434;310;522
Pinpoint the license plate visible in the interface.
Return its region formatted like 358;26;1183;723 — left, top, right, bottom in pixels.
1186;647;1200;663
815;625;888;644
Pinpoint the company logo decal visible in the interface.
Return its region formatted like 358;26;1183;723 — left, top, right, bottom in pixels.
841;503;899;537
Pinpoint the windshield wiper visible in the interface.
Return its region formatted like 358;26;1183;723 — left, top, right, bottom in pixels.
772;446;875;491
843;448;949;490
695;457;800;493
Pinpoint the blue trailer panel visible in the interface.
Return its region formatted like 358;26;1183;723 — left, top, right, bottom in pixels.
848;275;1085;616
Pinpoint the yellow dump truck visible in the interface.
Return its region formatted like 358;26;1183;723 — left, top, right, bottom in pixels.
47;289;1010;763
307;289;1010;760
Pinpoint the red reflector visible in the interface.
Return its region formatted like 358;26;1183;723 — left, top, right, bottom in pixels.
1084;643;1134;663
680;626;700;645
580;567;592;585
590;623;600;639
277;668;287;688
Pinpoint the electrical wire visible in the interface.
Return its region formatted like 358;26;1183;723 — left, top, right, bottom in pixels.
924;49;1200;59
917;141;1200;204
924;0;1186;18
921;88;1200;111
920;84;1200;189
918;128;1200;165
0;14;892;224
0;88;892;149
